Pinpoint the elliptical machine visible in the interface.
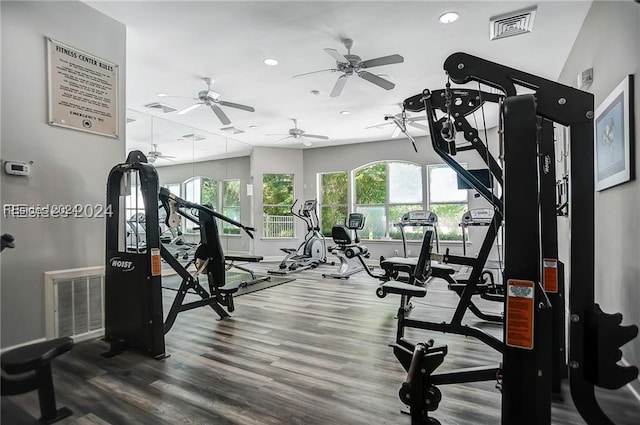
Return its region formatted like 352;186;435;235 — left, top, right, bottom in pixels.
268;199;327;275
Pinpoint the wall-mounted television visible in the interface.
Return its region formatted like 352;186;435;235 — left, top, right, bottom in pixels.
457;169;492;190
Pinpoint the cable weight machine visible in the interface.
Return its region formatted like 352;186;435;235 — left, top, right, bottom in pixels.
380;52;638;425
103;151;257;359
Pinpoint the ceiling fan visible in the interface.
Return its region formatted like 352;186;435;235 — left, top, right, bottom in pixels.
293;38;404;97
147;144;175;164
160;78;255;125
365;105;429;138
267;119;329;147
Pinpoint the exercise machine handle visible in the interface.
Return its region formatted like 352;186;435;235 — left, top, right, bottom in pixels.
1;234;15;252
404;340;433;387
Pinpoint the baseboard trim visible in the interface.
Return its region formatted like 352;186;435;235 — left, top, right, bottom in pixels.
1;337;46;354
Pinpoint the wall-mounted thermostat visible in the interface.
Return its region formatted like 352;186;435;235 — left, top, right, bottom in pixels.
4;161;32;176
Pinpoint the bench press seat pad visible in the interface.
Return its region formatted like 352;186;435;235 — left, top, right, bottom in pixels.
381;257;454;275
381;281;427;298
1;337;74;374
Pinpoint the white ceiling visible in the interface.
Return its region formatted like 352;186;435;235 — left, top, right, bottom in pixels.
86;0;592;164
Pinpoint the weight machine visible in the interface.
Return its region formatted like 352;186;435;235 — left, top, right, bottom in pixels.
104;151;259;359
380;52;638;425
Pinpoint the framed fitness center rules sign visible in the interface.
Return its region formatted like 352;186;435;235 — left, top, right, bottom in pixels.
47;38;119;138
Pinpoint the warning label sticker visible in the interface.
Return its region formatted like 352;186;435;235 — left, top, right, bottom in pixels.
506;279;535;350
151;248;161;277
543;258;558;293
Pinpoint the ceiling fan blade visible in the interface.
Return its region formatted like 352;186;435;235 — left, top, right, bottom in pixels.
210;104;231;125
358;71;395;90
218;100;255;112
266;133;290;136
323;48;349;64
302;134;329;140
360;54;404;69
274;136;294;144
330;75;349;97
409;121;430;132
391;126;401;138
176;103;203;115
365;122;393;130
292;68;338;78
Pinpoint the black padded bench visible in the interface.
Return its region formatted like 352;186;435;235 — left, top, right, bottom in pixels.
381;256;456;283
1;336;74;424
379;280;428;298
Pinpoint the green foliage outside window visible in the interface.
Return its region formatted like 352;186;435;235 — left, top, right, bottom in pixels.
222;180;240;235
201;178;217;208
263;173;294;237
263;174;294;208
355;163;386;204
430;203;467;240
320;172;348;236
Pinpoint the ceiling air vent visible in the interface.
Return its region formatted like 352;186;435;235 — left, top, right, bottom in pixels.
490;6;537;41
144;102;178;113
182;133;206;141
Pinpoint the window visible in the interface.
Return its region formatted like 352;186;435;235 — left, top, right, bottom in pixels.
163;183;180;197
318;171;348;236
263;173;294;237
183;177;217;233
427;164;468;241
354;161;424;240
222;179;241;235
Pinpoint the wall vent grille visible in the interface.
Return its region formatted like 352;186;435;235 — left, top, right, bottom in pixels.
45;266;105;342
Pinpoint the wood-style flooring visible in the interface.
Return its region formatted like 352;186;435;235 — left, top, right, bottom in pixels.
2;262;639;425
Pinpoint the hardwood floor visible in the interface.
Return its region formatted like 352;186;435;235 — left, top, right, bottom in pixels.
2;262;639;424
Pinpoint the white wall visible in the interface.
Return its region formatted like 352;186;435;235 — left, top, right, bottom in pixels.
0;1;126;347
557;0;640;391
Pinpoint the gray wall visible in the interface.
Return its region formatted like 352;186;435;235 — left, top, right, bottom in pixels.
156;155;252;252
0;1;126;347
557;0;640;386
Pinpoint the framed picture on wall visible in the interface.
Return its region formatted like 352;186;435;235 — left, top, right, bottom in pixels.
594;75;635;191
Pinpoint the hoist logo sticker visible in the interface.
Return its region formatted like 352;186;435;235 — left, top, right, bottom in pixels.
110;257;135;272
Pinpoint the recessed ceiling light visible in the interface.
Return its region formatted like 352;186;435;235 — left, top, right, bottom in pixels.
263;58;278;66
249;125;258;129
439;11;460;24
340;110;350;115
156;93;167;97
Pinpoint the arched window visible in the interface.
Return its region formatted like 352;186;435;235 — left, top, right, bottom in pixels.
354;161;424;240
183;176;217;233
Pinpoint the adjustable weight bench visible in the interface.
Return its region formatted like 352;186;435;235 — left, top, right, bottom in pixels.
1;336;74;424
